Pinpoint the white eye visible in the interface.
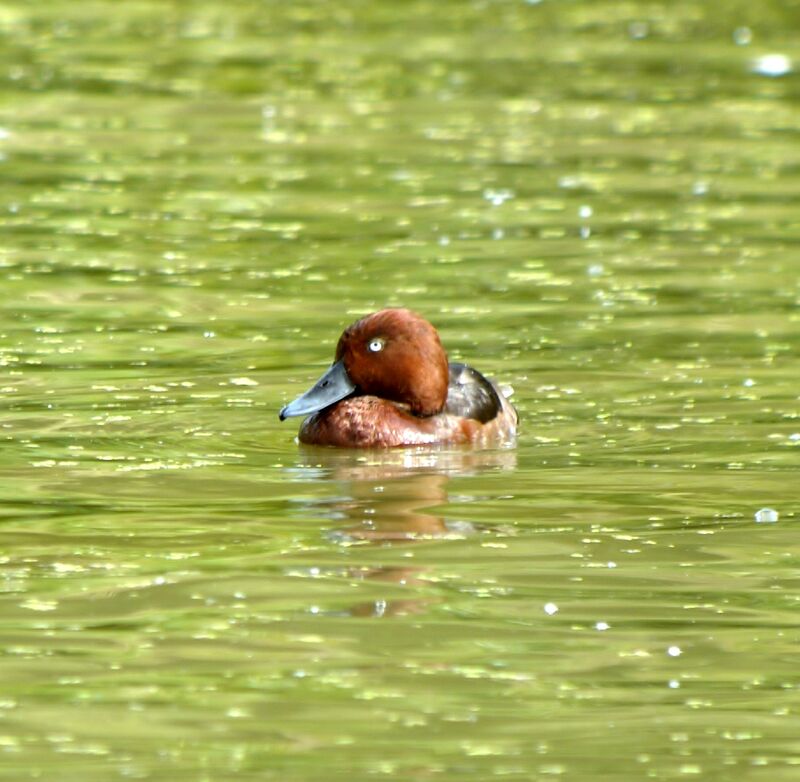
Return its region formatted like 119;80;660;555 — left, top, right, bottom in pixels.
367;338;385;353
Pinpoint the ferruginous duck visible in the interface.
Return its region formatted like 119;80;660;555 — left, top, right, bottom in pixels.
279;308;517;447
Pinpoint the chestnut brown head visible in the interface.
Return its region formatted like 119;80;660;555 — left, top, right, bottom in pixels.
279;308;450;421
334;309;449;416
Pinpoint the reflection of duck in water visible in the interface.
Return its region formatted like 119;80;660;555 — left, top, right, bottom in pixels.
289;448;518;617
293;445;518;542
280;308;517;447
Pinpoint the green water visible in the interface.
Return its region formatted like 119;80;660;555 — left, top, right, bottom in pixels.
2;1;800;779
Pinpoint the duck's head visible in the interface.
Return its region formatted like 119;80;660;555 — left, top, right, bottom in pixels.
279;308;449;420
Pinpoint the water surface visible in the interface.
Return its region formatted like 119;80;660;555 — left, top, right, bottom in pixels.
1;1;800;780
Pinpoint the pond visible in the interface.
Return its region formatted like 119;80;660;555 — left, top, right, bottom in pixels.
1;1;799;780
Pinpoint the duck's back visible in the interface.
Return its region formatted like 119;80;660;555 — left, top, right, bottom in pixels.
445;363;506;423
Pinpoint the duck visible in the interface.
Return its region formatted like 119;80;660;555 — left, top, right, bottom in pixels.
279;308;518;448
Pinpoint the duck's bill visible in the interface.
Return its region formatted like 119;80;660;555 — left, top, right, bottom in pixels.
279;360;356;420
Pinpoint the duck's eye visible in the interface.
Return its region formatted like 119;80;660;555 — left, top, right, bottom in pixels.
367;338;385;353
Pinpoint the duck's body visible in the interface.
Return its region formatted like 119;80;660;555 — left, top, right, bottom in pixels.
279;309;517;448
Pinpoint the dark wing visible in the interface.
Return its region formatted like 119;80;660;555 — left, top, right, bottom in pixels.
444;362;503;423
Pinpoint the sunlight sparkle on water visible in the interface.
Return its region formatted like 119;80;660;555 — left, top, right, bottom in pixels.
754;508;778;523
751;53;793;77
